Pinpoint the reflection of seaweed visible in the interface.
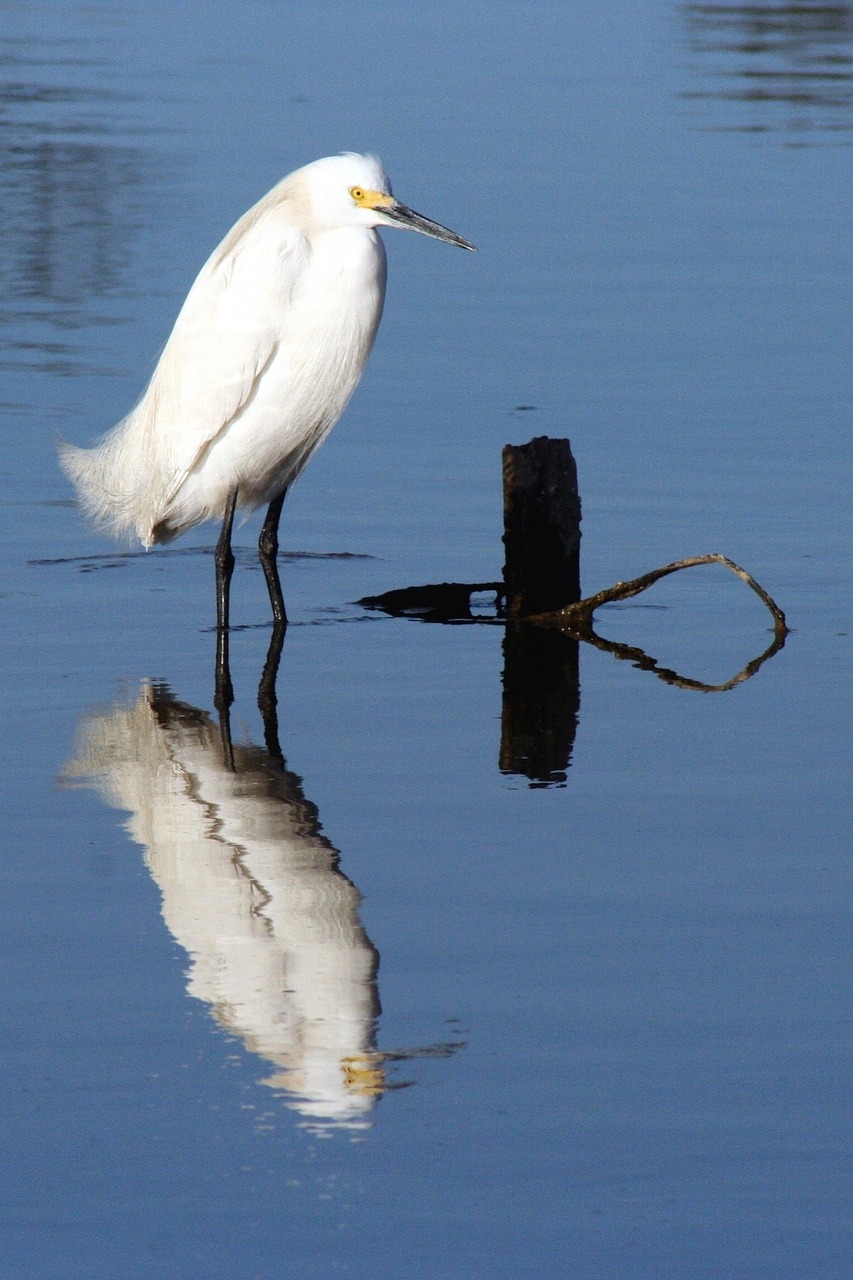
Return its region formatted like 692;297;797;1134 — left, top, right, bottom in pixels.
531;549;788;695
680;2;853;134
572;618;786;693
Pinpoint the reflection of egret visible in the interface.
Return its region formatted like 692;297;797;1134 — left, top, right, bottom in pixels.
60;152;475;629
63;683;383;1131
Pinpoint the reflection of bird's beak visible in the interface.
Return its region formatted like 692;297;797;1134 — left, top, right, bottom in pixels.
380;201;477;251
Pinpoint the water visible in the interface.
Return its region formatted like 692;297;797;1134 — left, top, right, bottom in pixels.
1;3;850;1277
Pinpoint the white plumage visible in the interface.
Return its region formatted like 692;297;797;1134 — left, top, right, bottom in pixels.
60;152;474;624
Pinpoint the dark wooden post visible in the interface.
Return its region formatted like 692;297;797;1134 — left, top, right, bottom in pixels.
502;437;581;618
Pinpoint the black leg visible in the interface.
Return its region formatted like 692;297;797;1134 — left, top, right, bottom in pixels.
259;488;288;627
215;487;238;633
258;619;286;763
214;624;235;771
214;488;238;769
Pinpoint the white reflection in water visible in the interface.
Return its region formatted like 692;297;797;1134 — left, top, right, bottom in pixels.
63;682;382;1132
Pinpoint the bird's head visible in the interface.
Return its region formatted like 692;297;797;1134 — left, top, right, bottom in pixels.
295;152;476;250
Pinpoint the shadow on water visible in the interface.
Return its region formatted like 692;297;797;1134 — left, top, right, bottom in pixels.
678;0;853;137
31;545;375;574
60;629;465;1135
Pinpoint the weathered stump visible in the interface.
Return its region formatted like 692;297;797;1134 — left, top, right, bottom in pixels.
502;437;581;618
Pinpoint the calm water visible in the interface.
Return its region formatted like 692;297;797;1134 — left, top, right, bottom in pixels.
1;3;850;1277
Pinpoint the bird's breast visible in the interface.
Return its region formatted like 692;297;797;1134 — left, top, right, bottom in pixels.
189;227;388;512
292;227;387;346
270;227;387;410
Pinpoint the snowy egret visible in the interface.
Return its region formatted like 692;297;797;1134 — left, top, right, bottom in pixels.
60;152;475;629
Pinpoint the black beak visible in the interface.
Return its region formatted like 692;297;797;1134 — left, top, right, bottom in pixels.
380;201;476;251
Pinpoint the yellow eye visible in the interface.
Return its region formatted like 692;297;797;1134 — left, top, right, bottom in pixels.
350;186;365;202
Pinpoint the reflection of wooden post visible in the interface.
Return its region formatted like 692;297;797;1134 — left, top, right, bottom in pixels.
499;627;579;786
502;437;581;617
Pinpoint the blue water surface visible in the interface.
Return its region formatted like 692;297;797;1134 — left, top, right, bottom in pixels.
0;3;850;1278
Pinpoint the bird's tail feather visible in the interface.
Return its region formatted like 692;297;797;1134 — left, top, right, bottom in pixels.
59;412;168;547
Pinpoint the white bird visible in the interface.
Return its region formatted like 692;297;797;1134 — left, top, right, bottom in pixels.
60;152;475;629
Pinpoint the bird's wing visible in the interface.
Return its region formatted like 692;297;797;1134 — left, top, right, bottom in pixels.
151;206;303;499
